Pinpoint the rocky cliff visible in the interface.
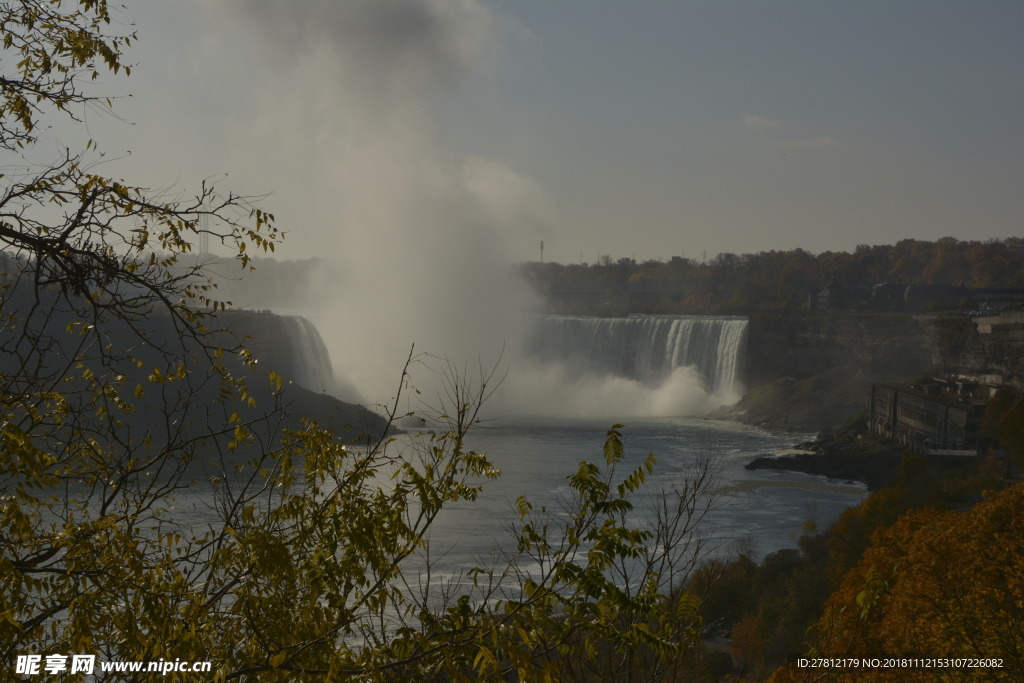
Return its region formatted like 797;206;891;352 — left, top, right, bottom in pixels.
734;311;1024;431
745;312;936;386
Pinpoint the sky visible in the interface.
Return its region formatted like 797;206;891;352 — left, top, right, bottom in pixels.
73;0;1024;267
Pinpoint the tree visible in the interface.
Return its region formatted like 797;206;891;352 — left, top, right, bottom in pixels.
1;4;718;680
807;485;1024;681
0;0;282;676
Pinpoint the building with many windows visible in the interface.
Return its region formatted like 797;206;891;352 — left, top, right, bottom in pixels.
868;379;991;456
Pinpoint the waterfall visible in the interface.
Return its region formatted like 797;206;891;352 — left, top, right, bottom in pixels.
525;315;748;394
277;315;336;394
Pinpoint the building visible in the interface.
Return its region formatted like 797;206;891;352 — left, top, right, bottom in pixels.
868;379;991;456
811;276;869;312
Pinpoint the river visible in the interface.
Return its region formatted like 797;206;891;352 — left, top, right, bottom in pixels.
416;416;866;580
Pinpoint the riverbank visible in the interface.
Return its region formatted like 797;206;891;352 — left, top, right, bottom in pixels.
716;368;871;433
745;416;904;491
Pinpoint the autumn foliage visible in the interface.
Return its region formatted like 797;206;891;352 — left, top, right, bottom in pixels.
808;484;1024;681
521;238;1024;315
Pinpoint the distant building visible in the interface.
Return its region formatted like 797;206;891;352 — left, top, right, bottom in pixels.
813;276;868;312
975;310;1024;333
868;379;993;456
902;284;969;312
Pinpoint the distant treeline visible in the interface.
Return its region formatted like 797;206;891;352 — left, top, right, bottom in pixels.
520;237;1024;315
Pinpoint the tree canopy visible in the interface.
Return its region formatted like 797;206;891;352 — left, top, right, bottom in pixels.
807;484;1024;681
520;238;1024;315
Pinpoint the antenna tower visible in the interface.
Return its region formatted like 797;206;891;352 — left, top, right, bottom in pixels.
200;212;210;255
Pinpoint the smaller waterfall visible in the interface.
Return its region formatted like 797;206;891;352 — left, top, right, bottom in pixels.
277;315;336;394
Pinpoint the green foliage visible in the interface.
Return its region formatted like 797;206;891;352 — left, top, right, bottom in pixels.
0;0;132;148
367;425;718;681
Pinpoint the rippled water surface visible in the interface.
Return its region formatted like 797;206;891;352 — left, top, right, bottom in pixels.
426;417;866;568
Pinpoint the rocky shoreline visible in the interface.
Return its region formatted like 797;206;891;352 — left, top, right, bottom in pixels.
745;447;900;492
715;368;872;434
744;419;905;491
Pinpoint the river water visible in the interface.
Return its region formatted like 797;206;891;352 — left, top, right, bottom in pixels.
418;416;866;577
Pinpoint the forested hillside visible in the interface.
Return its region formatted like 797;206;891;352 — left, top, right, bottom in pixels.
520;238;1024;314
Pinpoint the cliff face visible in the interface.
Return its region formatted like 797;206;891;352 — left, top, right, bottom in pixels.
745;313;935;386
957;312;1024;387
215;310;389;437
745;311;1024;390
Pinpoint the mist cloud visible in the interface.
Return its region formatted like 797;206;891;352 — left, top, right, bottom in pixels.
187;0;546;405
221;0;494;117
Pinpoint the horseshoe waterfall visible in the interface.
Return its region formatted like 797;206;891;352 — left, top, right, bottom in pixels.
525;315;748;395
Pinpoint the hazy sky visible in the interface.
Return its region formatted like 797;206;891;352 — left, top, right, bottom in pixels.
77;1;1023;265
